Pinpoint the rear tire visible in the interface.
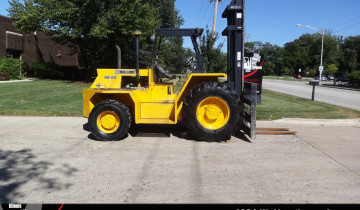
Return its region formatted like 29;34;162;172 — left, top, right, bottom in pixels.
182;82;242;142
89;100;131;141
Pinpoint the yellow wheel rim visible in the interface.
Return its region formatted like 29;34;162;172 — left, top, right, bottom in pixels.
196;97;230;130
96;111;120;134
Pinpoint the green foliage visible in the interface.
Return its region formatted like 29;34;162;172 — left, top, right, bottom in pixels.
342;35;360;71
157;37;194;74
283;34;318;76
144;0;184;28
32;62;63;79
0;58;24;80
340;48;357;74
324;64;338;76
245;41;263;53
32;62;85;80
347;71;360;85
8;0;163;79
249;33;359;79
282;67;292;76
338;36;360;75
200;27;227;73
309;69;317;77
246;41;284;75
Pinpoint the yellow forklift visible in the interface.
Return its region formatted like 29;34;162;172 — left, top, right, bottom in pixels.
83;0;258;142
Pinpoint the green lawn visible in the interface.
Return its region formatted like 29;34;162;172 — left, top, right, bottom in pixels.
0;80;89;116
257;89;360;120
1;80;359;119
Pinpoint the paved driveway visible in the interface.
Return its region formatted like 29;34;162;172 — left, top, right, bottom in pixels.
0;117;359;203
263;79;360;111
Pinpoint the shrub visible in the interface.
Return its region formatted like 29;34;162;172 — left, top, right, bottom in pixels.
32;62;64;79
0;72;10;81
0;58;25;80
347;71;360;86
31;62;85;80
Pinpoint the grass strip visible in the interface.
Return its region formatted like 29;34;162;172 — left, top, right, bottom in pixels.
1;80;359;120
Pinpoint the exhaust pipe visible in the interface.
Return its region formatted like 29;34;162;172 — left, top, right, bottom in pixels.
115;45;121;69
133;29;142;83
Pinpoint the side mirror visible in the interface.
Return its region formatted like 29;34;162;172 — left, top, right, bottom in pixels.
150;34;156;43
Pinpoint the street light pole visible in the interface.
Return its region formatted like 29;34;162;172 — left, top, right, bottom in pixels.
296;24;325;85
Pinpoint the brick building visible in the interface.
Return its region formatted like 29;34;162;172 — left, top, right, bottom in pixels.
0;15;80;72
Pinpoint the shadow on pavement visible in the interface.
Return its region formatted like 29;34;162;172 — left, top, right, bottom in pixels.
83;121;251;143
0;149;77;202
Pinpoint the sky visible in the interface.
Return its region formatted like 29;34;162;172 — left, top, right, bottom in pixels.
175;0;360;47
1;0;360;47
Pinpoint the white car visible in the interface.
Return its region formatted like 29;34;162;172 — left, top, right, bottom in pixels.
327;75;335;81
314;75;328;81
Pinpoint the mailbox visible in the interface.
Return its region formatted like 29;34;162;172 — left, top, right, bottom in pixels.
309;80;319;101
309;80;319;86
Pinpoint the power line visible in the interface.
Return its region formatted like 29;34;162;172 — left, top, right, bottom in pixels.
198;1;211;27
334;20;360;34
332;13;360;35
332;14;360;30
195;0;205;27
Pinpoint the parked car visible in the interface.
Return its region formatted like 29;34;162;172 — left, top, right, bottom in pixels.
336;76;349;82
314;75;328;81
295;75;302;79
327;75;335;81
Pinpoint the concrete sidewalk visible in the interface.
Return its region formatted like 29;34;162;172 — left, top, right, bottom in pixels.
274;118;360;126
0;116;359;203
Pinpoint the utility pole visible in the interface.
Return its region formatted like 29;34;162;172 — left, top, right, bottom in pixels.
211;0;223;38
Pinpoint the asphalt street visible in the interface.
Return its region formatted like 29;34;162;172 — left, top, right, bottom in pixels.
262;79;360;111
0;117;359;203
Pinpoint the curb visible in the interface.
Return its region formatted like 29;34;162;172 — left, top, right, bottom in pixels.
320;85;360;92
0;78;38;84
273;118;360;126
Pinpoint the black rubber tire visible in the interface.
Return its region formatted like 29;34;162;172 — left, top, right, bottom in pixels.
89;100;132;141
182;82;242;142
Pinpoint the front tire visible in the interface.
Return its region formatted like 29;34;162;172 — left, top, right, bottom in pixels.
89;100;131;141
182;82;242;142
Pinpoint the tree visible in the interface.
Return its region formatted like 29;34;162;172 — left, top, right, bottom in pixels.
281;33;342;77
343;35;360;70
156;37;194;74
245;41;263;54
139;0;187;74
341;48;358;73
347;71;360;86
324;64;338;76
309;68;317;77
199;27;226;73
144;0;183;28
257;42;284;76
321;35;342;68
339;36;360;74
8;0;162;79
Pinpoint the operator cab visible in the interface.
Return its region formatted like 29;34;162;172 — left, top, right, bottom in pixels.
137;28;206;85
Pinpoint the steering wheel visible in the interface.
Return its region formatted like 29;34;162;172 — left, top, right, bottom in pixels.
184;57;195;68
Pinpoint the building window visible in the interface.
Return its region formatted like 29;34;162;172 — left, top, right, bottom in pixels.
6;50;22;59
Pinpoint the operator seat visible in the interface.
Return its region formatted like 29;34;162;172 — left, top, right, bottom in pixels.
154;62;176;82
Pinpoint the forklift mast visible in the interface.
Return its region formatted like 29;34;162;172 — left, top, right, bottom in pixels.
222;0;257;139
222;0;245;96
